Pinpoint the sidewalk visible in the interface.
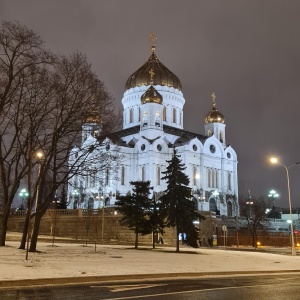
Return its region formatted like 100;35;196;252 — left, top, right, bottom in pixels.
1;232;300;288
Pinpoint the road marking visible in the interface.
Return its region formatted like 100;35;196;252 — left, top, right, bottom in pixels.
98;281;300;300
91;283;167;292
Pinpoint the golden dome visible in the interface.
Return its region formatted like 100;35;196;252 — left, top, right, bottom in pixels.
85;97;101;124
85;112;101;124
125;36;182;91
204;93;225;124
141;85;163;104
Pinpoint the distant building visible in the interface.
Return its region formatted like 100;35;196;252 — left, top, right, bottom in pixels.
68;35;238;217
280;208;300;221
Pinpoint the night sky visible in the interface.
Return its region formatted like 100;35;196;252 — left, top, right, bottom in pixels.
1;1;300;207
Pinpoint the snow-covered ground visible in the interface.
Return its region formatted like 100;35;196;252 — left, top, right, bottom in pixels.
1;239;300;282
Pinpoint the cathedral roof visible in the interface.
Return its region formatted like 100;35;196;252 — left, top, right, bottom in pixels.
204;93;225;124
99;125;208;148
125;34;182;91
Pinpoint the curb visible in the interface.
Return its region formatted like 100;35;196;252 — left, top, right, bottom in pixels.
1;270;300;288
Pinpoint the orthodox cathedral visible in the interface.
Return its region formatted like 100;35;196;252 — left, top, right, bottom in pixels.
68;35;238;217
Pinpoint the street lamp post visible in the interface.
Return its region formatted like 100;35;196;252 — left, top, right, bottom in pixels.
25;150;45;260
19;189;29;210
72;190;79;209
101;195;105;243
34;150;45;212
268;189;279;222
270;157;300;256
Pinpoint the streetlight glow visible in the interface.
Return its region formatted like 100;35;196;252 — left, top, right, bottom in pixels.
35;150;44;160
269;156;299;256
270;157;278;164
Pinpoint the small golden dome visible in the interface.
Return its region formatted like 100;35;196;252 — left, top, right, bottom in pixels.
204;92;225;124
85;97;101;124
125;35;182;91
141;85;163;104
85;112;101;124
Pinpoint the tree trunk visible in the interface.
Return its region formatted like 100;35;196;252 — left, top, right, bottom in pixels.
176;227;180;252
135;231;138;249
19;211;30;249
0;208;9;246
29;214;42;252
152;231;155;249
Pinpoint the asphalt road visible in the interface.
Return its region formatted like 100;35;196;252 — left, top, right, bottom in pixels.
1;273;300;300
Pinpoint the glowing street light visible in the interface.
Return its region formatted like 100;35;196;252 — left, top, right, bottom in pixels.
270;157;300;256
19;188;29;210
268;189;279;207
268;189;279;221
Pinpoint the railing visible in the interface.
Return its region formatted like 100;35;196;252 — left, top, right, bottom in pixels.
3;208;118;217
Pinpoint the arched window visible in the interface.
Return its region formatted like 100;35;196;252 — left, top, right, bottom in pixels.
228;172;231;190
121;166;125;185
193;166;197;186
106;167;109;186
129;108;133;123
157;166;160;185
142;166;145;181
227;201;233;217
219;131;223;142
215;170;218;189
207;169;211;188
163;106;166;121
173;108;176;123
209;198;217;212
155;112;161;127
212;170;215;188
88;197;94;209
143;112;148;127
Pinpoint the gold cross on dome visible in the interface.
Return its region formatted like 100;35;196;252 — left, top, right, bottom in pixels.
211;92;216;107
149;68;155;84
150;32;157;52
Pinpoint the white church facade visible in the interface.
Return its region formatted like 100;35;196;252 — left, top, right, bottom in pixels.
68;37;238;217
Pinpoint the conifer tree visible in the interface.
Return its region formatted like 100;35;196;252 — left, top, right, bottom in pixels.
161;148;199;252
115;181;153;249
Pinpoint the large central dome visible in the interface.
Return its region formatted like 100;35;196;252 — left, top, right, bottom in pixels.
125;51;182;91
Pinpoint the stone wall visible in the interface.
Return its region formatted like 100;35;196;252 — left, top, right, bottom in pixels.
4;209;296;247
4;208;179;246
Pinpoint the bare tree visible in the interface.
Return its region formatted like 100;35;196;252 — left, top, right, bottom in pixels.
0;21;53;246
239;196;268;248
28;52;120;252
0;21;121;250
